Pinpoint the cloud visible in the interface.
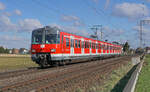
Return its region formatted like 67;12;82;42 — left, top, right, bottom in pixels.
112;3;149;19
61;15;79;22
92;0;99;4
0;35;30;49
145;0;150;2
14;9;22;16
0;13;42;33
61;15;85;27
0;15;18;32
3;12;11;16
18;19;43;32
49;23;89;37
104;0;110;9
0;2;5;10
73;21;85;27
103;26;124;37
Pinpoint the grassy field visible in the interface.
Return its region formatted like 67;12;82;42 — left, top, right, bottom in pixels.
135;54;150;92
0;56;38;72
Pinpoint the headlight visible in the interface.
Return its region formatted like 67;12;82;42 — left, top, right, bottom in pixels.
40;44;45;48
51;49;56;52
32;49;36;53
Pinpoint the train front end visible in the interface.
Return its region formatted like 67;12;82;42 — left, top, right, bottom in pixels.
31;26;61;67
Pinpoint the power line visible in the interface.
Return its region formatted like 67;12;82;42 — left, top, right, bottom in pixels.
7;0;55;22
90;25;103;40
82;0;124;41
31;0;86;26
139;19;150;48
82;0;119;29
31;0;64;15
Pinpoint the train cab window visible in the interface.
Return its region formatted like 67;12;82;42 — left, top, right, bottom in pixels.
71;39;74;47
75;40;78;48
66;38;69;47
78;40;81;48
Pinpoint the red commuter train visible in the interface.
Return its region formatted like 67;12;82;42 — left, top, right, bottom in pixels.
31;26;123;67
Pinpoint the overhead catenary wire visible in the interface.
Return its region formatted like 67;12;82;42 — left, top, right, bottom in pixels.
82;0;124;41
31;0;86;26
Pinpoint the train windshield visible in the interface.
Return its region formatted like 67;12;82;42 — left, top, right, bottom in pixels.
45;29;60;44
32;27;60;44
32;30;44;44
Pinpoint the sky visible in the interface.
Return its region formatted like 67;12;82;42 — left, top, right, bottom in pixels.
0;0;150;49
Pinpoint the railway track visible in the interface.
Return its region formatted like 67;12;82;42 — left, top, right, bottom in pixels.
0;56;131;92
0;55;122;80
0;68;38;80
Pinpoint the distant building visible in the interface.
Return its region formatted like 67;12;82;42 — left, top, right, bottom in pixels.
19;48;28;54
9;49;12;54
12;48;19;54
146;47;150;54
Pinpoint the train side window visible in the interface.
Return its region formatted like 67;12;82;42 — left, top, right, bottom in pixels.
87;42;89;48
93;43;94;49
100;44;102;49
66;38;69;47
101;44;103;49
98;43;100;49
61;35;63;44
92;43;95;49
86;41;88;48
78;40;81;48
103;45;105;50
107;45;109;50
75;40;78;48
84;41;86;48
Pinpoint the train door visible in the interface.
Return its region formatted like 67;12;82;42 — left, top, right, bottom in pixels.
81;39;84;54
90;40;92;55
61;34;64;59
70;38;74;56
101;43;103;55
63;36;70;54
96;42;98;54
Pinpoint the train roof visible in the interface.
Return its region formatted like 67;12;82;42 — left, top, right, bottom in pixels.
33;26;122;47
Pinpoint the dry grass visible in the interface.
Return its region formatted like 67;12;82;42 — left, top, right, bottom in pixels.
0;56;38;72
